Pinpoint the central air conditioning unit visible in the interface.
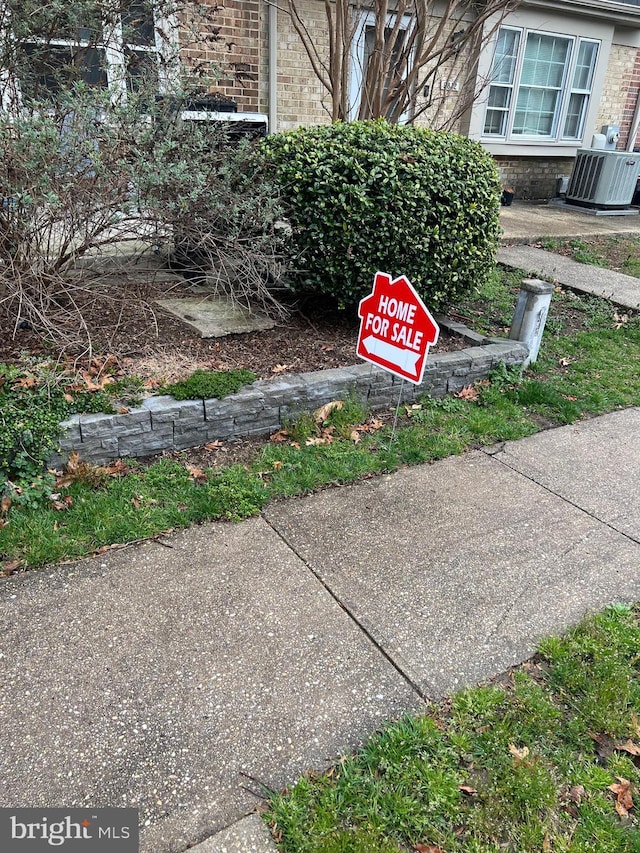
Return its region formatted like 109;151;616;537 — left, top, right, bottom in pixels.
566;149;640;209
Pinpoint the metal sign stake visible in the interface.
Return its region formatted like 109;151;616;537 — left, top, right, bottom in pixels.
388;378;405;452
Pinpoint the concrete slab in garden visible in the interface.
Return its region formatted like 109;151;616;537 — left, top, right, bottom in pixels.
264;451;640;699
491;407;640;542
156;297;276;337
0;518;422;853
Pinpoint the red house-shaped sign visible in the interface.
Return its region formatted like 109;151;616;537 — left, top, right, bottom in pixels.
356;271;439;385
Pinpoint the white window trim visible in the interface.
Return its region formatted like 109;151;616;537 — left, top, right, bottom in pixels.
349;10;413;122
482;25;600;145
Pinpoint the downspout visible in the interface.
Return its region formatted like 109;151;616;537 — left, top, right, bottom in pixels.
268;0;278;134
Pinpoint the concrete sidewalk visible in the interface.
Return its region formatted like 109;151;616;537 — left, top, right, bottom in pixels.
2;408;640;852
497;200;640;309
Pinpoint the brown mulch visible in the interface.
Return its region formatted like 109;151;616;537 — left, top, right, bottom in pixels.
0;274;467;383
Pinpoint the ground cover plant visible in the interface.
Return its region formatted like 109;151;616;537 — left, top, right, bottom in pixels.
1;265;640;574
265;604;640;852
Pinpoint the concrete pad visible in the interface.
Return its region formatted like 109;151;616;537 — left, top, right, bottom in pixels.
491;408;640;542
498;245;640;310
499;200;640;242
264;452;640;699
189;815;277;852
0;519;421;853
156;297;275;338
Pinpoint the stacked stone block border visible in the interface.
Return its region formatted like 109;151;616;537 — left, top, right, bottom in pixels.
52;336;528;467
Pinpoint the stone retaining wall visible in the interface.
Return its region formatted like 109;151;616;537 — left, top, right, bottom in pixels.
52;339;528;466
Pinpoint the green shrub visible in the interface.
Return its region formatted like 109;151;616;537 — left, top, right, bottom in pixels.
164;369;257;401
262;120;501;309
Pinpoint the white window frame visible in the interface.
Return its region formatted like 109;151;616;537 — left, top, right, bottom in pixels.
5;2;178;108
349;10;412;122
482;25;600;144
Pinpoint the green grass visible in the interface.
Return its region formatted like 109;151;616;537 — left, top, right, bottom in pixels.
266;605;640;852
542;235;640;278
2;266;640;573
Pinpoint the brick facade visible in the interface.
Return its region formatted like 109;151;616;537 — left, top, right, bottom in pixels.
619;47;640;151
596;42;640;151
179;0;261;112
174;2;640;198
493;156;577;200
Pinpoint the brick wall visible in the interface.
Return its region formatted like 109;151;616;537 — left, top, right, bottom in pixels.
596;43;640;151
179;0;260;112
493;156;576;200
620;48;640;150
258;0;331;129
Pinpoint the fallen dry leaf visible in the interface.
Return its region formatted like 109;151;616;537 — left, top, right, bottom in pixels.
271;363;292;374
305;435;334;446
609;777;634;817
186;465;207;484
590;732;617;760
80;370;114;392
1;559;22;577
455;385;479;401
100;459;131;477
404;403;423;416
314;400;344;424
458;785;477;795
272;460;283;470
1;495;11;516
568;784;585;805
350;430;361;444
618;739;640;757
204;440;224;450
270;428;290;443
509;744;530;765
413;845;444;853
614;312;629;330
12;375;38;390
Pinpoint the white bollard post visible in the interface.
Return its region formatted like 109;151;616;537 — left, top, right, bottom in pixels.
509;278;555;365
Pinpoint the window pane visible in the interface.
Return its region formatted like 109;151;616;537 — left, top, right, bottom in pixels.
520;33;570;88
487;86;511;109
484;107;508;135
126;48;158;92
492;28;520;84
19;43;107;98
572;41;597;91
121;1;155;46
563;92;587;138
513;86;559;135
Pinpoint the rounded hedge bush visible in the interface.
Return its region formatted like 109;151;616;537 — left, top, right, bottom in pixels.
262;120;501;309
